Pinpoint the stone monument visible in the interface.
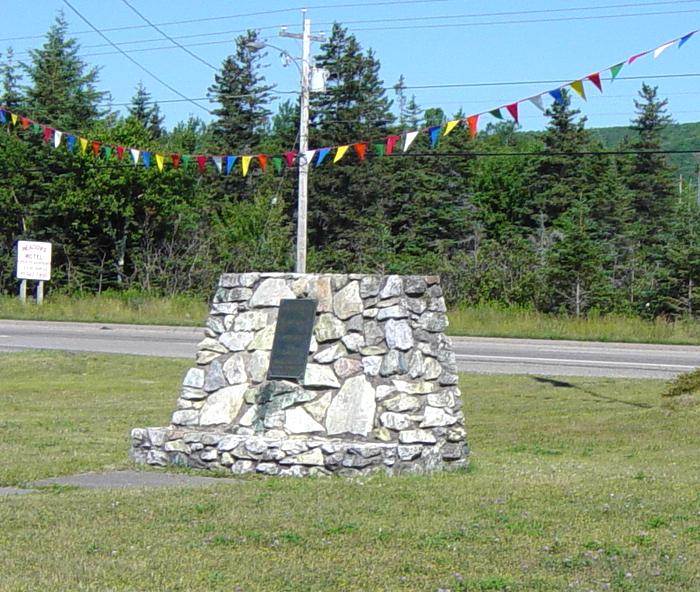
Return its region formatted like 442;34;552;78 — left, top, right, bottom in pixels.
131;273;468;476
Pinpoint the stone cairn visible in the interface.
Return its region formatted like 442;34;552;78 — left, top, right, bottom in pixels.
131;273;468;477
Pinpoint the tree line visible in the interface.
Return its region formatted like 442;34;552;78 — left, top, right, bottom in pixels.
1;14;698;318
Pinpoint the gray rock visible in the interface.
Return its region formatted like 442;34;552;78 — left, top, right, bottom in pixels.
376;385;397;400
326;375;376;437
223;355;247;385
171;409;199;426
361;355;382;377
398;445;423;460
203;359;228;392
183;367;205;389
304;392;332;422
362;308;378;318
384;393;421;413
377;304;409;321
163;439;188;453
181;387;206;401
238;405;258;427
303;363;341;388
423;357;443;380
291;277;309;297
379;275;403;299
233;311;268;332
280;440;308;454
346;314;363;333
438;372;459;386
200;448;218;461
384;319;414;351
206;316;226;334
392;379;439;395
313;342;346;363
281;448;324;466
197;337;228;353
199;384;247;425
428;297;447;312
363;320;384;346
210;302;238;315
220;452;234;466
373;427;392;441
420;406;459;428
418;312;448;332
331;275;349;291
256;462;280;475
427;284;443;297
308;276;333;312
360;276;382;298
380;412;413;431
248;350;270;383
231;460;255;474
404;276;428;295
333;357;363;379
228;287;254;301
196;350;219;365
314;314;346;342
219;331;254;352
399;429;437;444
442;443;465;460
406;298;427;314
380;350;408;377
446;426;467;442
333;281;363;320
359;345;387;356
248;325;275;351
341;332;365;352
427;390;457;408
249;278;296;307
407;350;424;378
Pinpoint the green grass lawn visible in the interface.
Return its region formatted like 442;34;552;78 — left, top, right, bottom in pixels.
0;352;698;591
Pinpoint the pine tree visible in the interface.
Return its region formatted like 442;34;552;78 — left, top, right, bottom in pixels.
23;12;108;129
127;82;164;139
1;47;23;109
207;30;274;153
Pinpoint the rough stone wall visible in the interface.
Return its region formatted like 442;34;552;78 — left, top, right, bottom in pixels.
131;272;468;476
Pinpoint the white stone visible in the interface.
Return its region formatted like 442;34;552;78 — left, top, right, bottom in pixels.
376;385;397;400
427;390;456;408
398;445;423;460
238;405;258;427
380;275;403;299
249;350;270;383
233;311;268;332
399;429;437;444
333;281;363;320
326;375;376;437
282;447;324;466
219;331;254;351
223;355;247;385
313;342;346;363
333;357;362;379
341;332;365;352
377;305;409;321
286;407;325;434
407;350;424;378
171;409;199;426
181;387;206;400
199;384;247;425
182;367;205;389
197;337;228;353
248;325;275;351
361;356;382;377
303;363;341;388
314;314;346;342
217;435;241;451
420;406;459;428
423;357;443;380
196;350;219;365
304;392;332;422
384;319;414;350
384;393;422;413
392;379;438;394
308;276;333;312
380;412;413;430
200;448;218;461
249;278;295;307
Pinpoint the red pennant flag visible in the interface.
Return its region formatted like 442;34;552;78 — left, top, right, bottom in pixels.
91;141;101;157
42;126;53;143
116;145;125;160
283;151;297;167
258;154;268;172
628;51;649;64
467;115;479;139
20;117;30;130
196;155;207;173
506;102;519;123
171;153;181;169
586;72;603;92
386;135;401;155
354;143;367;161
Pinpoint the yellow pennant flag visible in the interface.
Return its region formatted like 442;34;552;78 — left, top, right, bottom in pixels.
79;137;88;154
570;79;586;100
241;155;252;177
11;113;18;125
155;153;164;172
443;119;460;136
333;145;349;163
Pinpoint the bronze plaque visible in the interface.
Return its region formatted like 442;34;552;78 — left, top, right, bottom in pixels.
267;299;318;381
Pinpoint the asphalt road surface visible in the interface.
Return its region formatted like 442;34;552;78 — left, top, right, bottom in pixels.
1;319;698;379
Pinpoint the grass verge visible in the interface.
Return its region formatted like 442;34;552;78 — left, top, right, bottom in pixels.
1;351;699;591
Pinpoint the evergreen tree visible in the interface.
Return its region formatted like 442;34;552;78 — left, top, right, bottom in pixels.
207;30;274;153
127;82;164;139
1;47;23;109
403;95;422;128
23;12;108;129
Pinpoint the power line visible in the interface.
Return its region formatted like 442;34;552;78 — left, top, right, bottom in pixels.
61;0;212;115
118;0;219;71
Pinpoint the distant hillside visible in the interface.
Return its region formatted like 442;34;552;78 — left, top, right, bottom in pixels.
591;121;700;181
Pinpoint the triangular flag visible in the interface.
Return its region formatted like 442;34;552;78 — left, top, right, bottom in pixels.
42;126;53;143
225;155;237;175
586;73;603;92
386;135;400;155
467;114;479;138
529;95;545;111
80;137;89;154
489;109;503;120
334;145;349;163
283;151;297;167
182;155;191;167
428;125;441;148
272;156;283;174
373;143;385;157
66;135;76;152
20;116;30;130
506;102;519;122
211;155;223;173
155;153;164;172
653;41;674;59
258;154;268;172
31;123;41;134
679;31;696;48
610;62;624;80
354;143;367;161
130;148;140;164
403;131;419;152
303;149;316;166
196;155;206;173
241;155;252;176
171;153;181;169
103;146;112;159
116;145;125;160
549;88;565;104
53;130;63;148
316;147;331;166
443;119;460;136
142;151;151;167
628;51;649;64
570;80;586;101
11;113;18;126
0;110;6;124
91;141;101;156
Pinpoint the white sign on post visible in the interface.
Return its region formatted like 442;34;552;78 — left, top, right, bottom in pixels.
16;241;52;281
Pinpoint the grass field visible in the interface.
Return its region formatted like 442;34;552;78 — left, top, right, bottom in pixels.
2;293;700;345
1;351;698;591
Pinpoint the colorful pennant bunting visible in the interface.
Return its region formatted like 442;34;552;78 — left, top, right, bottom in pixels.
258;154;268;172
403;131;419;152
142;151;151;167
386;135;400;155
489;108;503;120
155;153;164;172
225;155;237;175
241;155;252;176
316;147;331;166
443;120;460;136
212;155;223;173
529;95;545;112
586;73;603;92
130;148;140;164
467;114;479;138
354;143;367;161
570;80;586;101
334;145;349;163
428;125;441;148
506;103;519;123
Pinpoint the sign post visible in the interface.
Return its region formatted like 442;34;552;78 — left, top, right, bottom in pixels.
16;241;52;305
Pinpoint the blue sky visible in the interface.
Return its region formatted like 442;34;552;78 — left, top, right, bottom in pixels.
2;0;700;134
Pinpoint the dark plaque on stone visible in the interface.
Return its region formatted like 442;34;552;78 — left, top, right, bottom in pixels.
267;298;318;381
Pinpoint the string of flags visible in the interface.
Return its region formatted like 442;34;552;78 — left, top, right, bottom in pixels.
0;29;696;176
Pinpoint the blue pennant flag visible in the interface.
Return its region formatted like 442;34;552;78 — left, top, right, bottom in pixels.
316;147;331;166
225;155;238;175
549;88;565;104
428;125;441;148
66;135;76;152
142;151;151;168
0;110;6;124
679;31;696;48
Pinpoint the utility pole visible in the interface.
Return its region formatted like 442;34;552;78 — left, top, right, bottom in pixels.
280;11;324;274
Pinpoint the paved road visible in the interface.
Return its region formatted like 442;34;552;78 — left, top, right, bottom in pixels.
1;319;698;379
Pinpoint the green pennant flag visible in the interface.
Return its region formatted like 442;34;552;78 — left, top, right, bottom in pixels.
373;143;385;157
31;123;42;133
489;109;503;120
103;146;112;159
610;62;624;81
272;156;283;174
182;155;192;167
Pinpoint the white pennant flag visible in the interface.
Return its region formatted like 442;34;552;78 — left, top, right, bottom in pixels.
53;130;63;148
403;131;419;152
212;155;223;173
130;148;140;165
653;41;674;58
303;149;317;165
529;95;545;111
